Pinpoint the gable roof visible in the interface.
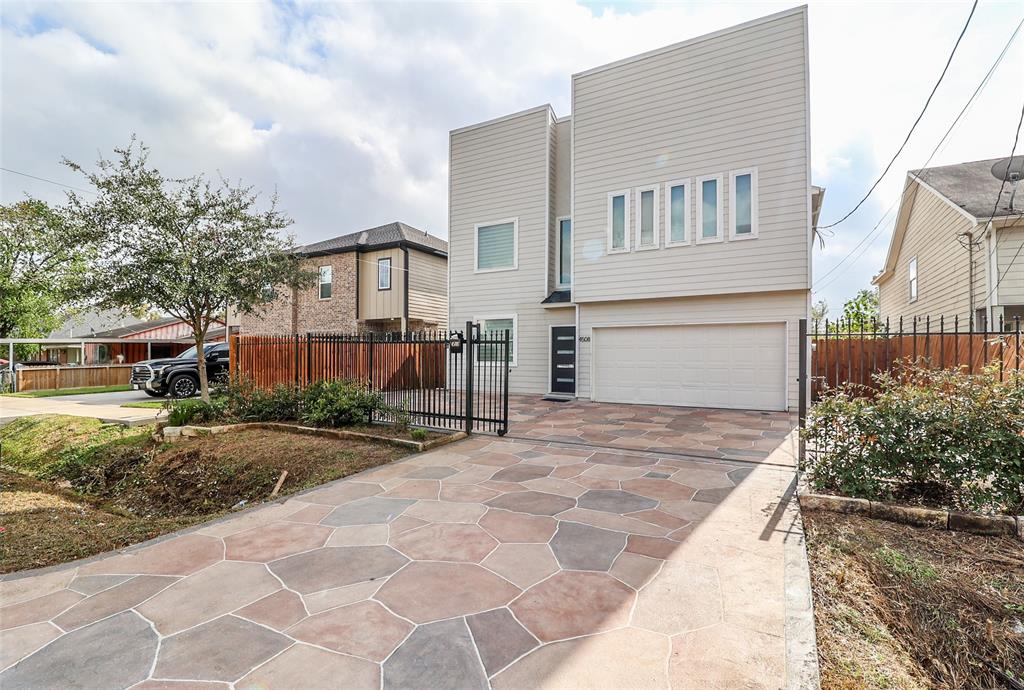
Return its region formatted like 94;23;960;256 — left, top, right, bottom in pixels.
300;222;447;257
909;155;1023;221
90;316;183;338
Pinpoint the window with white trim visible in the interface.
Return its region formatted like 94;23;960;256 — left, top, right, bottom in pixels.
696;175;723;243
607;191;630;253
908;257;918;302
557;217;572;288
377;258;392;290
730;168;758;239
318;265;332;299
665;180;690;246
475;219;517;272
635;186;659;249
477;316;516;366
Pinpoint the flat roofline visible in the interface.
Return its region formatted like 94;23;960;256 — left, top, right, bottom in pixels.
572;5;807;80
450;104;559;137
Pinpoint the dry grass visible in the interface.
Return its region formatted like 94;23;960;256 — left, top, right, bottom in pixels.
804;511;1024;690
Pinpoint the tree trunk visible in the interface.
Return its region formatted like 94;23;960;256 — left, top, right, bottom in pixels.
194;328;210;403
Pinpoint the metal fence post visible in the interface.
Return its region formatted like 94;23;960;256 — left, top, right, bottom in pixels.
798;318;808;470
499;328;510;436
464;321;475;434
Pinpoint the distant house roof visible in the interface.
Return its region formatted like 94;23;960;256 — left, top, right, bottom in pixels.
300;222;448;257
910;155;1023;221
90;316;182;338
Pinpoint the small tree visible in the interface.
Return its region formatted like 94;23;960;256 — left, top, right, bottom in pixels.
0;199;96;340
66;139;314;401
810;298;828;325
830;288;879;333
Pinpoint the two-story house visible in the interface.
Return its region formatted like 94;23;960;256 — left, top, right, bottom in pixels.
449;7;816;412
873;156;1024;328
242;222;448;335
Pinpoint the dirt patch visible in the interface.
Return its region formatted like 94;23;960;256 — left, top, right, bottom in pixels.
345;424;446;442
0;470;201;574
803;511;1024;690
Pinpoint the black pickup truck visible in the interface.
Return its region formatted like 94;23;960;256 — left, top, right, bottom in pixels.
130;342;230;398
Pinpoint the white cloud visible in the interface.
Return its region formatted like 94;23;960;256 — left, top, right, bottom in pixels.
2;0;1021;308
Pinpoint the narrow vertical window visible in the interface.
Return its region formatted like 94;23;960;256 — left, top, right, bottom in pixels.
697;175;722;243
318;265;332;299
558;218;572;287
635;187;658;249
908;257;918;301
730;168;758;238
608;191;629;252
378;257;392;290
666;181;689;245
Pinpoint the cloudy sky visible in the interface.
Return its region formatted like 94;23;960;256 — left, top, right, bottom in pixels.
2;0;1022;313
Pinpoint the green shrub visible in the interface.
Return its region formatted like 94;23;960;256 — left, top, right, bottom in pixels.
300;379;385;428
410;428;429;442
803;364;1024;514
221;378;300;422
166;399;226;427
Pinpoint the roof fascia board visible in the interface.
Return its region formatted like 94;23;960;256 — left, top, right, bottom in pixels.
449;104;557;137
301;240;447;259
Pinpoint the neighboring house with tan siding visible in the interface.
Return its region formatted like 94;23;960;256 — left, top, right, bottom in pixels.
241;222;447;335
873;156;1024;328
449;7;820;412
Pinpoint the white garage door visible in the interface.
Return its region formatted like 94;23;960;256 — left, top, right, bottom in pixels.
592;323;787;411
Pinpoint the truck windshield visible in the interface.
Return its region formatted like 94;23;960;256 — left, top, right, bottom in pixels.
176;344;219;359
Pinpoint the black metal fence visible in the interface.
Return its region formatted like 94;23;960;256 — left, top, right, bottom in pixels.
231;322;510;435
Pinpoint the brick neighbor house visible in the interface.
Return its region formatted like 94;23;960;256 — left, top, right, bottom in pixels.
241;222;448;335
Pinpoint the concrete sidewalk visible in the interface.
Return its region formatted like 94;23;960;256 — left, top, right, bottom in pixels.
0;390;165;426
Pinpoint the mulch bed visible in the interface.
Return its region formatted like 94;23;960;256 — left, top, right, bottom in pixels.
803;510;1024;690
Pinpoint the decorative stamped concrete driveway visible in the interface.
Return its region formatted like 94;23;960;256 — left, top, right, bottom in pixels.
0;409;809;690
506;396;795;462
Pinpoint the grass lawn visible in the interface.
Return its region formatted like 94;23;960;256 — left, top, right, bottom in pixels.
2;384;132;398
804;511;1024;690
0;414;410;573
121;400;166;409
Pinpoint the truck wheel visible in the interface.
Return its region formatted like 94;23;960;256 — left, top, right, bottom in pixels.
143;390;165;398
169;374;199;398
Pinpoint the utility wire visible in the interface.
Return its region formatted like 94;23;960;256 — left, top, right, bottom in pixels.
0;166;96;196
813;13;1022;291
978;96;1024;305
815;0;978;232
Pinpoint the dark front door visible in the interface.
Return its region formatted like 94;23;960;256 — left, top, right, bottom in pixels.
550;326;576;395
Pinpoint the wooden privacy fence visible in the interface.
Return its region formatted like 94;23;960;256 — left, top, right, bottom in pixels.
810;318;1023;400
230;333;447;391
15;365;133;392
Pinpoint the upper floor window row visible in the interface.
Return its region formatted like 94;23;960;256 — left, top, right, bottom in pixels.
606;168;758;254
475;218;518;273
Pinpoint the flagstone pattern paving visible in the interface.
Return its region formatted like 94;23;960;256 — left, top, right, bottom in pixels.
507;395;795;461
0;424;798;689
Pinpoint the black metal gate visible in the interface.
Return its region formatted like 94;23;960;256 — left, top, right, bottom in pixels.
367;321;510;435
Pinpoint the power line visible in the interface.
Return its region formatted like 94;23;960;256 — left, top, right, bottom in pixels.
815;0;978;232
979;97;1024;305
0;166;96;196
813;13;1022;292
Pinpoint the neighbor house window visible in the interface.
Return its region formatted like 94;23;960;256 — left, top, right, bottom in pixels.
665;180;690;246
730;168;758;239
696;174;723;243
908;257;918;302
557;217;572;287
261;283;276;302
475;219;517;272
378;257;392;290
477;316;516;366
318;265;332;299
635;187;658;249
607;191;630;253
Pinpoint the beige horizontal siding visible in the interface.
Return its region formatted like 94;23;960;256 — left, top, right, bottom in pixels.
877;183;975;323
571;8;810;302
408;250;447;326
358;248;404;321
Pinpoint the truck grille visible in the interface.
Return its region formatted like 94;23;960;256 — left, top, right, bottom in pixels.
130;365;153;385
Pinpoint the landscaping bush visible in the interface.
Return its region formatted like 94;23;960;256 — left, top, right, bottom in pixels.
410;428;429;442
299;379;387;428
166;399;227;427
220;379;300;422
803;364;1024;514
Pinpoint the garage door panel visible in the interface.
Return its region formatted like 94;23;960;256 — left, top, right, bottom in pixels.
593;323;786;411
